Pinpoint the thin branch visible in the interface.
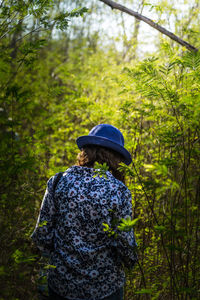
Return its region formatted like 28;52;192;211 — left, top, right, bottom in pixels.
99;0;198;52
0;0;5;9
15;25;42;43
0;11;19;35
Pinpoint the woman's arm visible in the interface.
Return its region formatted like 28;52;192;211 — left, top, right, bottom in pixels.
31;176;57;256
111;186;138;269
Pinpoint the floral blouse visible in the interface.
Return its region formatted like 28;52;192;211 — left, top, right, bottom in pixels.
31;166;137;300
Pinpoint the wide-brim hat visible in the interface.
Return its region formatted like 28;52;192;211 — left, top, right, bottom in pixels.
76;124;132;165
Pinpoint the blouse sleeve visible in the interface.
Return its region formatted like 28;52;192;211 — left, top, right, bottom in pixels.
111;185;138;269
31;176;57;255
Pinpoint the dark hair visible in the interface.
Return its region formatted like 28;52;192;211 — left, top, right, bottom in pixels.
77;145;125;183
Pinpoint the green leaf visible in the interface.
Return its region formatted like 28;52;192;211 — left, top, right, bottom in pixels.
154;225;166;232
93;162;109;179
44;264;56;269
118;217;139;232
135;288;153;294
39;220;48;227
102;223;110;232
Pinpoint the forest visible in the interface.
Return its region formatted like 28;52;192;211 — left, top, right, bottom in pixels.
0;0;200;299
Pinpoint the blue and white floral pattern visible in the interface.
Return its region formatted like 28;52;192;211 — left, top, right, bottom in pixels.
31;166;137;300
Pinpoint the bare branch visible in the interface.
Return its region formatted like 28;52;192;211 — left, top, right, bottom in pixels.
0;0;5;9
99;0;198;52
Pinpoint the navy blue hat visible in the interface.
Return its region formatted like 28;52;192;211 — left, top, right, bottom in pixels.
76;124;132;165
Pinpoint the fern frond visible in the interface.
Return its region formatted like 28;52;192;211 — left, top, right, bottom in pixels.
182;51;200;70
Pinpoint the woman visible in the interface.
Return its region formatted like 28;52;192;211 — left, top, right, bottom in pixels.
31;124;137;300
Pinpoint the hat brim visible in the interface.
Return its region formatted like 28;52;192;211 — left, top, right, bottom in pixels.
76;135;132;165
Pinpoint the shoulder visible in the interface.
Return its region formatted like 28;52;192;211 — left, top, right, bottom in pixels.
109;172;130;191
47;166;93;189
46;168;71;189
48;167;74;182
106;172;132;200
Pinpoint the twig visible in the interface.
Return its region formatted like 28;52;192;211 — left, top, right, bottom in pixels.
0;0;5;9
99;0;198;52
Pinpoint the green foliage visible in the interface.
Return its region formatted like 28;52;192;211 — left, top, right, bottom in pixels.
0;0;200;299
93;162;109;179
0;1;88;299
103;213;138;232
38;220;48;227
102;222;117;237
43;264;56;270
103;213;138;239
135;288;154;295
118;216;139;232
54;7;88;30
121;45;200;299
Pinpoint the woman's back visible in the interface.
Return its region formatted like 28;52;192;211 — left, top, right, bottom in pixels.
32;165;137;299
